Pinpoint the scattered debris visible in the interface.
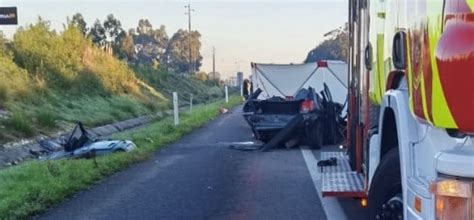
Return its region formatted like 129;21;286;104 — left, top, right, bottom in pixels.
38;140;63;152
229;141;263;151
219;107;229;114
1;114;158;169
285;138;301;149
317;157;337;172
42;122;136;160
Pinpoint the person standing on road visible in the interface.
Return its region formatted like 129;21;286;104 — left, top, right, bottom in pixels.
243;79;252;100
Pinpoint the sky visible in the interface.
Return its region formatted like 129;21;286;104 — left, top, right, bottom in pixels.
1;0;347;79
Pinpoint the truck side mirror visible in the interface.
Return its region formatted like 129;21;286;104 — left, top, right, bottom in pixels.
392;31;407;70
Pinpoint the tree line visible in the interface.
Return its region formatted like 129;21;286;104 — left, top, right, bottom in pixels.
69;13;203;74
304;23;348;63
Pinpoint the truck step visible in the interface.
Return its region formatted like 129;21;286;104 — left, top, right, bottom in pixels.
320;151;366;198
319;152;351;173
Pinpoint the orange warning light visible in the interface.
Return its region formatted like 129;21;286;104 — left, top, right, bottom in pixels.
415;196;422;213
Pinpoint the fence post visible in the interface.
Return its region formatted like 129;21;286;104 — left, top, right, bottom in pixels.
173;92;179;125
189;94;193;112
240;83;243;97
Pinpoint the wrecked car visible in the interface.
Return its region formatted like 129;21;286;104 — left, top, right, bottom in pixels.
41;122;136;160
243;61;347;151
244;84;345;150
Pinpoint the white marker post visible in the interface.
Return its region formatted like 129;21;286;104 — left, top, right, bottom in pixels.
240;83;243;97
173;92;179;125
189;94;193;112
225;86;229;103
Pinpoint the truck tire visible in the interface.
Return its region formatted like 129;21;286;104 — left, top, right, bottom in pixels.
368;148;403;220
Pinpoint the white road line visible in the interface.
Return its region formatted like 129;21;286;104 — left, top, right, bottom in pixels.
300;146;347;220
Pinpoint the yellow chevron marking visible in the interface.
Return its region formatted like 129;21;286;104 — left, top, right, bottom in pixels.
467;0;474;11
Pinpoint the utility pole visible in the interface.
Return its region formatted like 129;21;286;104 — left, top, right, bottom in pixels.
212;46;216;80
185;4;194;74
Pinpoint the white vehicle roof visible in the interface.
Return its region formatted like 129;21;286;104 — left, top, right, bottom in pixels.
251;60;347;104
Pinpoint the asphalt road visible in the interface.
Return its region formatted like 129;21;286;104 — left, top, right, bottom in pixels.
39;106;367;220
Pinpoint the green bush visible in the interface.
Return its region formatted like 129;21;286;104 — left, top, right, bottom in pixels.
0;83;8;103
12;20;166;102
35;110;57;129
1;111;34;136
0;19;170;142
0;55;30;105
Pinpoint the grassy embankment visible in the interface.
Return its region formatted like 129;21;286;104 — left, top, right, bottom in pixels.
133;65;224;106
0;21;223;145
0;22;166;144
0;96;242;219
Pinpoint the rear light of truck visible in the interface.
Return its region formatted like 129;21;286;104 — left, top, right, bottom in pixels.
300;100;314;113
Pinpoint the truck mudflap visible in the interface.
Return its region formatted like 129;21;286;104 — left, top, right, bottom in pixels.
320;152;366;198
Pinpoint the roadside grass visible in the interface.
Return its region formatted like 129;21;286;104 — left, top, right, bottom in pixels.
0;91;169;145
133;65;224;105
0;96;242;219
23;92;166;128
0;82;226;145
35;110;58;129
0;111;34;137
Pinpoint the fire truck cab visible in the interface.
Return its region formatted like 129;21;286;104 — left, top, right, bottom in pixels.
320;0;474;219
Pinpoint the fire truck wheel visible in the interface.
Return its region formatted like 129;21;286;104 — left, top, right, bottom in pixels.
368;148;403;220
